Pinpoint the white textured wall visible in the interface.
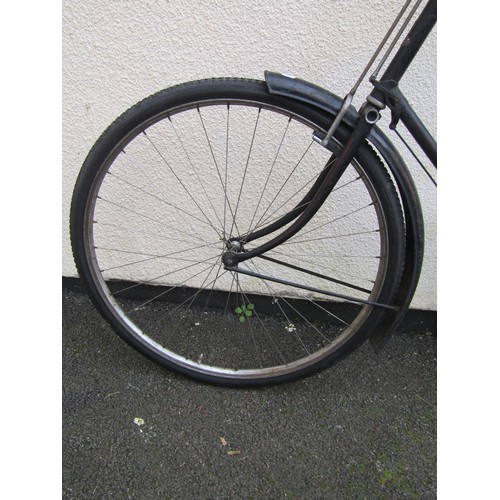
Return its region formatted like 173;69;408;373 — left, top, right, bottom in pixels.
63;0;436;310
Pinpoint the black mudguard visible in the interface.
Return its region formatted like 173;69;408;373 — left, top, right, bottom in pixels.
265;71;425;351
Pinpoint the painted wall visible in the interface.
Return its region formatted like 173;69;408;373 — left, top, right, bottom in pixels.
62;0;436;310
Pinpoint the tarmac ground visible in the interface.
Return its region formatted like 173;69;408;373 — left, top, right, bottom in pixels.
63;287;436;499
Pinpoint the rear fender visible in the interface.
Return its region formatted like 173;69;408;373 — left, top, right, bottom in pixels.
265;71;425;350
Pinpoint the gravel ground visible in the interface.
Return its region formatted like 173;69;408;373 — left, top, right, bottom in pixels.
63;288;436;499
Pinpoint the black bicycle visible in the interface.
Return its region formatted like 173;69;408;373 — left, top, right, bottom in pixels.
70;0;436;386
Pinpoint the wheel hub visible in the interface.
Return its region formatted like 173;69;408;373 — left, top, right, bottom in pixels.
222;239;244;267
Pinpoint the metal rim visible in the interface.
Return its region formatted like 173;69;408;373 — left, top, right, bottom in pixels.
82;94;391;382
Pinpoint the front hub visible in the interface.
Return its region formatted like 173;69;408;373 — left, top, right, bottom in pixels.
222;239;244;268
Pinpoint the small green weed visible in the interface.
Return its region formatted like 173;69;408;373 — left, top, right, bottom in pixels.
235;303;254;322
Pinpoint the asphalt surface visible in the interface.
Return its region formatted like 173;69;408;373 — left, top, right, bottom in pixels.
63;288;436;499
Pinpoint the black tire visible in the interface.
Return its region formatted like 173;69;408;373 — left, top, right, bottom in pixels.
70;79;405;386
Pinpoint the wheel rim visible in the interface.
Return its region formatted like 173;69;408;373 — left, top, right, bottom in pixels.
82;95;393;382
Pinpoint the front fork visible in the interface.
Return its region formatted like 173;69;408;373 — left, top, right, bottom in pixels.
221;100;383;268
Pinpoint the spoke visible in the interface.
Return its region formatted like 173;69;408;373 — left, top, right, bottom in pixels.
238;286;287;365
223;272;237;316
233;276;262;366
230;107;261;237
201;258;225;313
198;107;239;239
98;247;217;267
224;105;229;238
304;298;349;327
94;221;220;249
111;254;219;295
96;197;204;244
125;263;216;314
165;261;223;330
250;140;314;234
246;117;291;235
241;298;263;369
281;229;380;247
235;272;243;321
294;202;374;241
238;292;286;368
143;130;223;238
333;175;362;191
135;264;229;358
100;243;218;273
97;247;166;258
158;267;229;340
106;171;214;229
168;115;225;231
139;262;220;325
246;262;311;354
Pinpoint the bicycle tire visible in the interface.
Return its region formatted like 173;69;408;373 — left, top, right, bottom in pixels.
70;78;405;386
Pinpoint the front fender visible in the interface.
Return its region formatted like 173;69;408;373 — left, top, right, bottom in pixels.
265;71;425;350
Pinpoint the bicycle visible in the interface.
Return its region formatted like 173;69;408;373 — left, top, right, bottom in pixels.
70;0;436;386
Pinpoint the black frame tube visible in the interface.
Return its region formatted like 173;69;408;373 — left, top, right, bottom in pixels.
379;0;436;83
398;92;437;166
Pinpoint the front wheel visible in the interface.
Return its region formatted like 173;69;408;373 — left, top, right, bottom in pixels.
70;79;405;386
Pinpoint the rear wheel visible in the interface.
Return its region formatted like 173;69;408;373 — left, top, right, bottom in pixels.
70;79;405;386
